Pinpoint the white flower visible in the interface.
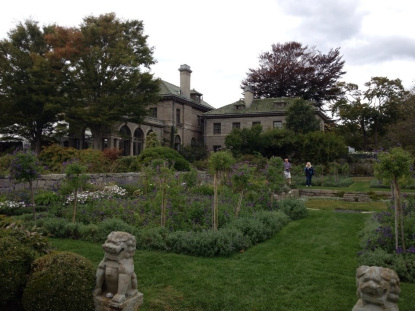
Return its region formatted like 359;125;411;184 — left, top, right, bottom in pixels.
65;184;127;205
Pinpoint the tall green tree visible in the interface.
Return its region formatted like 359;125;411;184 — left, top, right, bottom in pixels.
241;41;345;107
382;92;415;155
285;99;321;134
0;20;65;153
332;77;408;150
55;13;160;150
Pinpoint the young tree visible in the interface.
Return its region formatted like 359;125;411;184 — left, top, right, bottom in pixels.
231;162;254;217
374;147;413;251
208;151;235;230
64;162;89;222
285;99;321;134
9;149;42;220
0;20;65;153
54;13;160;150
263;157;285;207
241;41;345;107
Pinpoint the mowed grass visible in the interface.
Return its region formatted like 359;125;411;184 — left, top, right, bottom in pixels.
300;176;415;193
305;198;388;212
51;209;415;311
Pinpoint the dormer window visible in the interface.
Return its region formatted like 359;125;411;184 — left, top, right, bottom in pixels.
274;101;287;109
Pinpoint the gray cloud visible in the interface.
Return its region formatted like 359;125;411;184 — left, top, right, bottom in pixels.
343;36;415;65
278;0;366;48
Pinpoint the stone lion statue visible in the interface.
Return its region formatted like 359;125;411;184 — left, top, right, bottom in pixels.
93;231;138;304
352;265;400;311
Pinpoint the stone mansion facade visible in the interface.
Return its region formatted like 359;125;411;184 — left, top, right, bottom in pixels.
67;65;329;155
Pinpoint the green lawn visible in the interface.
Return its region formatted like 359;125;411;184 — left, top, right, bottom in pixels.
298;176;415;193
51;209;415;311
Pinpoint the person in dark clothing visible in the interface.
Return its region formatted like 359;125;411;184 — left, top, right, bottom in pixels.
304;162;314;187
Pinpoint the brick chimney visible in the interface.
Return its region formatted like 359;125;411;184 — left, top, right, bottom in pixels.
179;64;192;98
244;85;254;107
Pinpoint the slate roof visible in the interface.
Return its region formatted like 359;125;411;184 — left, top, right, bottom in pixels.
159;80;214;110
203;97;331;121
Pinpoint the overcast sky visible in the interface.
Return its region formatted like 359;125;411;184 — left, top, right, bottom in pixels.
1;0;414;108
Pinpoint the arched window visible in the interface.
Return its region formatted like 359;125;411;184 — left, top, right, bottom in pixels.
119;125;132;156
133;128;144;155
174;135;181;151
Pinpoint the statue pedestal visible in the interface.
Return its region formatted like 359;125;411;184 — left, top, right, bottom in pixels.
94;292;143;311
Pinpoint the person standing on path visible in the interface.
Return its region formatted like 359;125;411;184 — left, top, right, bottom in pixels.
283;158;292;185
304;162;314;187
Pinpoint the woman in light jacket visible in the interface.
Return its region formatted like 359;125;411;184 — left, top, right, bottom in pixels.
304;162;314;187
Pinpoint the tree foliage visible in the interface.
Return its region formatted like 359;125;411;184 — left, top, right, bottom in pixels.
225;124;265;156
9;149;42;219
332;77;408;150
374;147;413;251
382;92;415;155
241;41;345;106
48;13;160;150
0;20;65;153
225;125;346;165
63;162;89;222
285;99;321;134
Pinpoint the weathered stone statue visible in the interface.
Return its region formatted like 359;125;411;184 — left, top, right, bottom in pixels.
93;231;143;311
352;265;400;311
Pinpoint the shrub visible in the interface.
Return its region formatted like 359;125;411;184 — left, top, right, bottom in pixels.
166;228;251;257
358;249;415;282
253;210;291;234
178;142;209;163
225;217;269;244
78;148;109;173
137;146;191;171
113;156;139;172
34;191;62;206
136;227;169;251
96;218;139;243
278;198;308;220
358;206;415;282
0;153;12;176
38;217;70;238
78;223;99;242
22;251;95;311
38;145;79;173
0;235;34;308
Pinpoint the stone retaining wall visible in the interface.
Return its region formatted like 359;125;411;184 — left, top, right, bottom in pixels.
0;173;142;193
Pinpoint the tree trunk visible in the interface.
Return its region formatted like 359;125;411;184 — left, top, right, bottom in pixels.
392;180;399;250
394;180;406;251
29;180;36;221
160;187;166;227
213;172;218;231
72;188;78;222
235;190;244;218
90;125;105;150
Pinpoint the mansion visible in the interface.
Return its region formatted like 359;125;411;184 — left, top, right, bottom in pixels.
67;65;329;155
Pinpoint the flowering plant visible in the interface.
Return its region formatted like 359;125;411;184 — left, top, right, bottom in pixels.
65;184;127;205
